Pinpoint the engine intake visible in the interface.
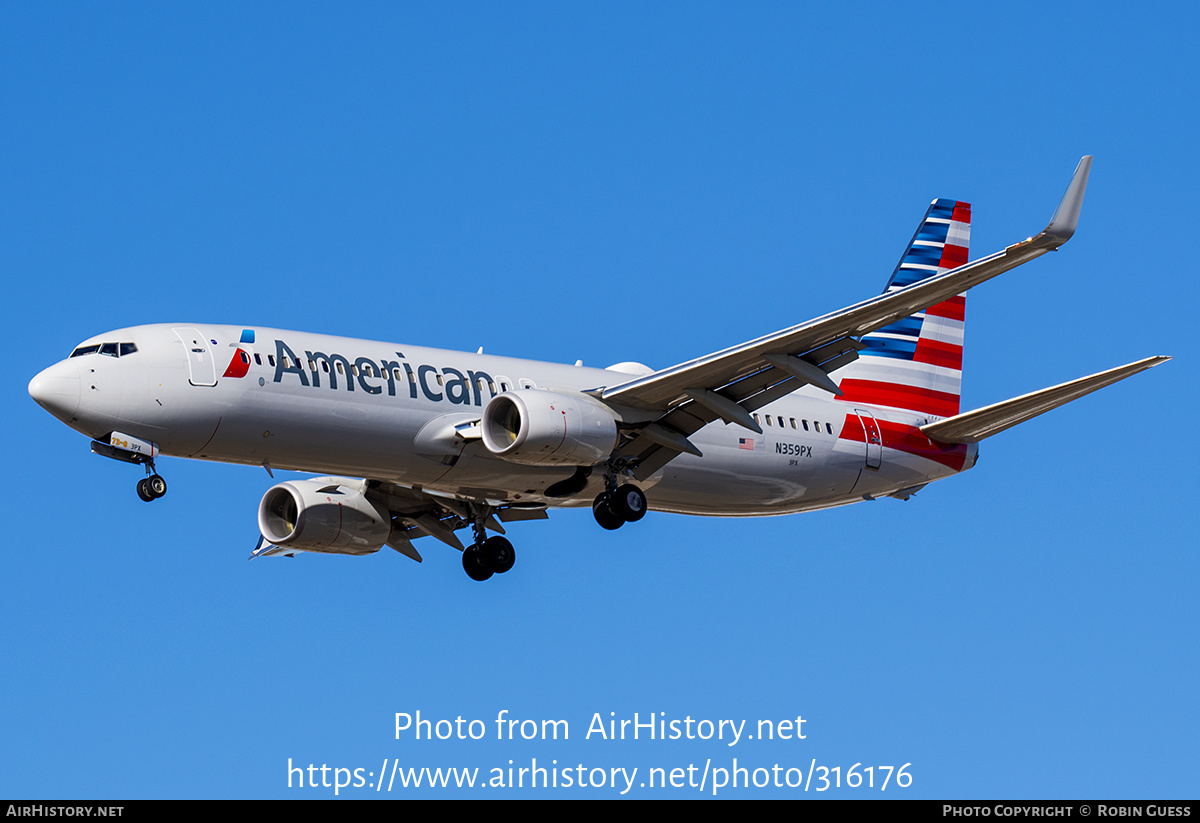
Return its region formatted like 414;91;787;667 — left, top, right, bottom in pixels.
481;390;618;466
257;478;391;555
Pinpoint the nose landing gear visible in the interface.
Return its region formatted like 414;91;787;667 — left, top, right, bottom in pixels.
136;470;168;502
136;474;167;502
89;436;168;502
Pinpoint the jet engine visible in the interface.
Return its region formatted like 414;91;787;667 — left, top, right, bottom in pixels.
257;478;391;555
481;390;619;466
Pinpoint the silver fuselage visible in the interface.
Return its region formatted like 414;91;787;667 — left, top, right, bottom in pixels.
29;323;976;515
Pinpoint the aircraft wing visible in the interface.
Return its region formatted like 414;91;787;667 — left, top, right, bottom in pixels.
601;157;1094;479
919;356;1170;444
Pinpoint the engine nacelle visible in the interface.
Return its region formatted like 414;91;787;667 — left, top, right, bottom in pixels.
481;389;619;466
257;478;391;555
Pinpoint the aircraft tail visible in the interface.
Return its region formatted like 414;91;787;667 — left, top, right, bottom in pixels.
836;198;971;418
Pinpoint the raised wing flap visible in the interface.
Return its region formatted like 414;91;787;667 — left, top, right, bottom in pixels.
920;356;1169;444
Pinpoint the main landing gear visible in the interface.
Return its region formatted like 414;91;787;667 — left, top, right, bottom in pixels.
461;508;516;582
593;482;647;531
462;536;515;582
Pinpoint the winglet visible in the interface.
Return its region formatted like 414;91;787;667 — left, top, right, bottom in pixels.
1039;155;1092;247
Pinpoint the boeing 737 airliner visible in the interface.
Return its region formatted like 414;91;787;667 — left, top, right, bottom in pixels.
28;157;1169;580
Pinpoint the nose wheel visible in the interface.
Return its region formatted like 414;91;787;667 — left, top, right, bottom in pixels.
136;472;167;502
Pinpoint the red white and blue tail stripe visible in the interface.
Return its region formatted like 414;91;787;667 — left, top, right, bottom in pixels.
836;198;970;418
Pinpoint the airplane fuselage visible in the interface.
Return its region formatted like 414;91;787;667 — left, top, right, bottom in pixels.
31;323;976;517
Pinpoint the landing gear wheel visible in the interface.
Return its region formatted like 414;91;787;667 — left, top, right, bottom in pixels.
610;484;647;522
136;478;155;502
147;474;167;499
462;544;494;581
481;536;516;574
593;493;625;531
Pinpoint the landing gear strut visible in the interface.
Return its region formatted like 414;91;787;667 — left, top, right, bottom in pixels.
461;507;516;581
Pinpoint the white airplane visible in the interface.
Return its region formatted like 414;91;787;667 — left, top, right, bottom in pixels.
29;157;1168;580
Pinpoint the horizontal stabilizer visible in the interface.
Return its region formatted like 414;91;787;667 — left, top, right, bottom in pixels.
920;356;1170;444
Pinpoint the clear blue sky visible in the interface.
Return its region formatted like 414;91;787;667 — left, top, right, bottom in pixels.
2;2;1195;798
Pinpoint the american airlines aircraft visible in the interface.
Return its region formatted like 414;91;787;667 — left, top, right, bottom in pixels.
28;157;1168;580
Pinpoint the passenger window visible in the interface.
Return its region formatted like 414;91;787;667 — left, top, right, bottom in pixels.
393;368;403;381
268;355;276;367
240;351;250;364
790;418;797;429
753;414;760;425
826;423;833;435
814;421;821;432
254;354;262;366
802;420;809;431
765;416;773;427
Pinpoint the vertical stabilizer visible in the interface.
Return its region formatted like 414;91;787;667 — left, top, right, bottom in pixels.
836;198;970;418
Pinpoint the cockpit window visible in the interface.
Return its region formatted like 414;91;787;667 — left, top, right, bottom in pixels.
69;342;138;358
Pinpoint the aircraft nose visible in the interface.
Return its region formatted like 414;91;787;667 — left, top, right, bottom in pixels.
29;363;81;423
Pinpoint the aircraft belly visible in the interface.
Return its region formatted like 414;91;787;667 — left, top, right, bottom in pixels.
645;425;862;516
